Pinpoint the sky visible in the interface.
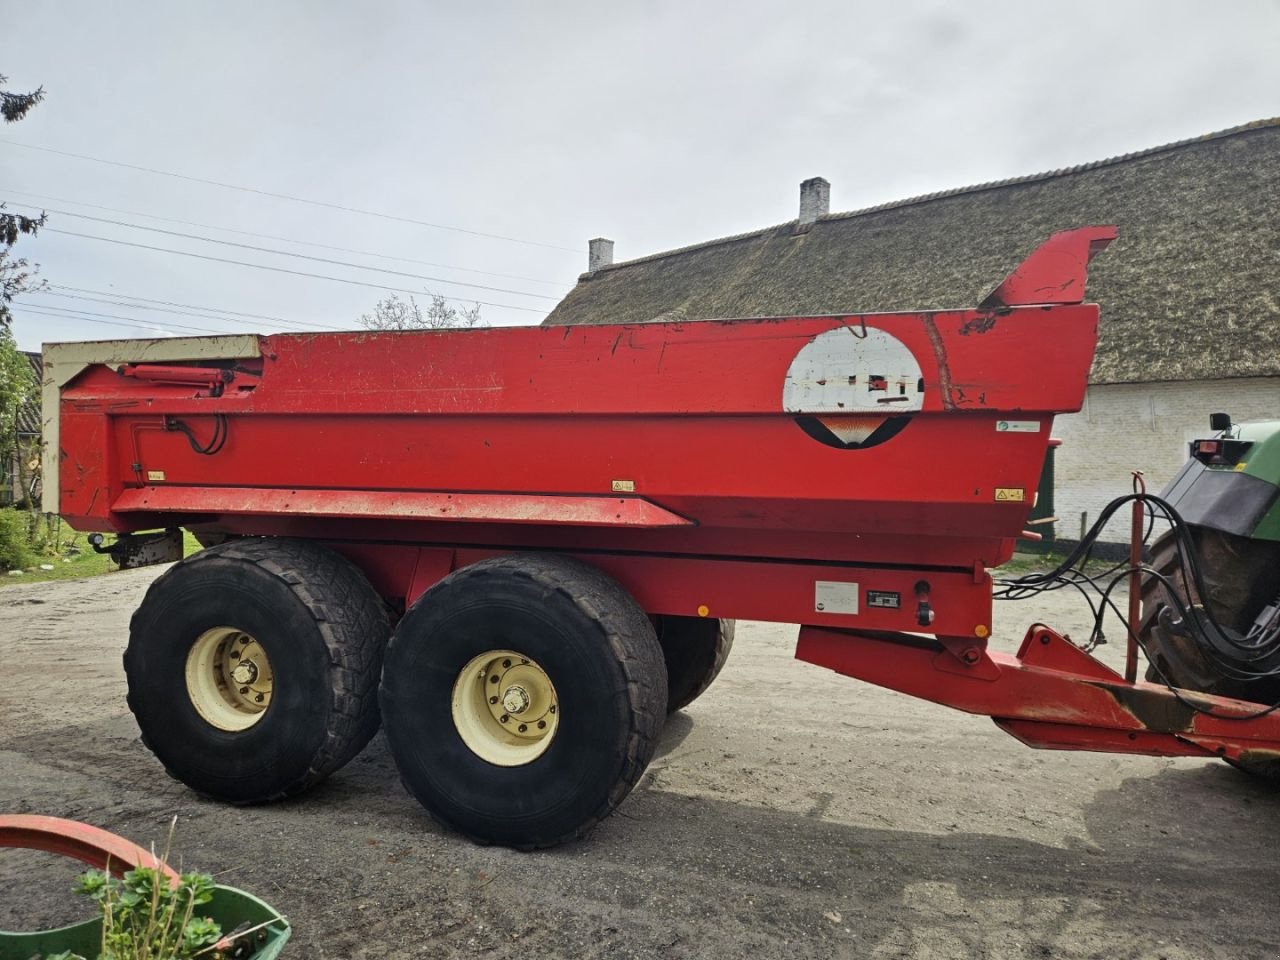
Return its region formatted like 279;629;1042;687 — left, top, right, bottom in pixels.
3;0;1278;351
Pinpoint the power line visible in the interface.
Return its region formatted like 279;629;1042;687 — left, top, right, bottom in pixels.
46;285;338;328
29;289;346;333
41;228;549;315
2;188;570;287
18;298;348;337
0;138;580;252
4;203;559;300
14;302;231;337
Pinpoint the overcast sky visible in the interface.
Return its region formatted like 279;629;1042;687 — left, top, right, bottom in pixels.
3;1;1278;351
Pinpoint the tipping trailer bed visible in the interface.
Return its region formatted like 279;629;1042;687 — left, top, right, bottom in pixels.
44;227;1280;848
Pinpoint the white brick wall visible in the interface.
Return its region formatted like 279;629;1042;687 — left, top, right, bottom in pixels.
1051;378;1280;544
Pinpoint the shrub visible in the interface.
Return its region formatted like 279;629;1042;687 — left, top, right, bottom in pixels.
0;506;34;570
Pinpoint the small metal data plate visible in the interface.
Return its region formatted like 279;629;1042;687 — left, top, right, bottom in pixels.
815;581;859;615
866;590;901;610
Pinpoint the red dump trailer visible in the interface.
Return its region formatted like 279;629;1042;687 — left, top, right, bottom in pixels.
43;227;1280;848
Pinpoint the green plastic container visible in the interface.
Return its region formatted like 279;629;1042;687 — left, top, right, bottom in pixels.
0;884;291;960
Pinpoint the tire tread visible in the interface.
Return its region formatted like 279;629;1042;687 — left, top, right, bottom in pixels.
125;537;390;802
386;553;666;848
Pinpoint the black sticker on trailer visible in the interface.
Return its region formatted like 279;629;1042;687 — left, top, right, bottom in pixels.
866;590;901;609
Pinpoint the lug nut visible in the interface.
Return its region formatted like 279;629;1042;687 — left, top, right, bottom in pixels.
537;720;546;729
518;724;527;733
502;659;512;669
521;659;529;664
489;696;499;705
255;693;264;703
500;714;509;723
239;686;249;695
549;704;556;714
490;675;499;684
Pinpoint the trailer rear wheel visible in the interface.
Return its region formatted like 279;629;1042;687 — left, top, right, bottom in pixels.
379;554;667;849
656;616;735;712
124;538;390;803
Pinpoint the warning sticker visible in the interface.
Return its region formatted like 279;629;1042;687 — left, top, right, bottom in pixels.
815;581;859;615
994;487;1026;502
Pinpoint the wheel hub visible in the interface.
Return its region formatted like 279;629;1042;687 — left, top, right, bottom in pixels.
502;684;531;715
184;627;274;732
451;650;559;766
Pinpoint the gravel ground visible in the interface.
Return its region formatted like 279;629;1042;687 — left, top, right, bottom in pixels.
3;565;1279;959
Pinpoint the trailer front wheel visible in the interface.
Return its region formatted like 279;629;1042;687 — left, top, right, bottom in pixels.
125;538;390;803
380;554;667;849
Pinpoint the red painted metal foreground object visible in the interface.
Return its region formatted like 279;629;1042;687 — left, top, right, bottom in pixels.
0;814;180;882
42;226;1280;847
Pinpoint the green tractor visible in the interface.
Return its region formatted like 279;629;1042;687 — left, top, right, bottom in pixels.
1140;412;1280;781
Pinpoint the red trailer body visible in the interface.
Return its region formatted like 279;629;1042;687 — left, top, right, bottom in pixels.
43;226;1280;847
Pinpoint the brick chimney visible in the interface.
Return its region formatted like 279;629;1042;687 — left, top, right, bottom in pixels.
798;177;830;226
588;237;615;272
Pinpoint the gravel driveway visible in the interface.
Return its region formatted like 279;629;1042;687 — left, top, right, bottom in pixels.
3;565;1277;959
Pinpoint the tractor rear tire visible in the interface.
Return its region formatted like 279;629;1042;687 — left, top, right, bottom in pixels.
1139;526;1280;783
656;616;735;712
124;538;390;803
379;554;667;849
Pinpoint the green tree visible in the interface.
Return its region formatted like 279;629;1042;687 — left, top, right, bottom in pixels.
0;322;38;567
0;72;45;555
0;326;34;473
0;73;47;329
357;293;483;331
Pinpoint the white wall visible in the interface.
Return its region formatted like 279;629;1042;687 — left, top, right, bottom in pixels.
1051;378;1280;544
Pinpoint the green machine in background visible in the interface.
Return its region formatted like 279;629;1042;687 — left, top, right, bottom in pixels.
1140;412;1280;780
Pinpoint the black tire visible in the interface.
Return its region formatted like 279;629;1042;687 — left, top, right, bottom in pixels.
656;616;735;712
379;553;667;849
125;538;390;803
1139;526;1280;783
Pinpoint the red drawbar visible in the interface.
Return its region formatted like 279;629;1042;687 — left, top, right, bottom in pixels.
797;624;1280;763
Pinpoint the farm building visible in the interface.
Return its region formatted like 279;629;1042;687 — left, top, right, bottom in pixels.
544;118;1280;547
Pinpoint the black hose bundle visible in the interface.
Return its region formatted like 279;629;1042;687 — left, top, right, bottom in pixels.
164;414;228;456
995;492;1280;719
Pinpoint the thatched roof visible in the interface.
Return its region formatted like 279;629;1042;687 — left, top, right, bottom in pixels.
544;119;1280;385
16;351;41;436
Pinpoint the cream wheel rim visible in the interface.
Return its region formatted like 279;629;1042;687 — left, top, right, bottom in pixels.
451;649;559;766
184;626;274;732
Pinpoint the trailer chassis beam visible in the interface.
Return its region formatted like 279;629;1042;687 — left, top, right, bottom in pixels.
797;624;1280;765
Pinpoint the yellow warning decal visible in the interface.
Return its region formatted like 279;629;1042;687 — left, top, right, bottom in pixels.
994;487;1025;502
147;470;166;482
611;479;636;492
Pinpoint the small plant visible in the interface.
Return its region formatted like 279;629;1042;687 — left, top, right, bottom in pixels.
31;818;285;960
41;866;224;960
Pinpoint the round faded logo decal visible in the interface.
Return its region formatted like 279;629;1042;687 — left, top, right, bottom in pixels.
782;325;924;449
